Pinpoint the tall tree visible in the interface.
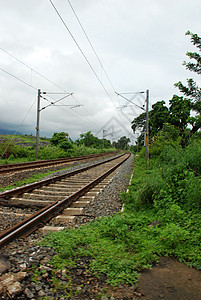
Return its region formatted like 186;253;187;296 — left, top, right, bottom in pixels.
77;131;111;149
131;101;170;144
131;97;192;146
175;31;201;133
149;101;170;136
169;95;191;134
114;136;131;150
50;132;70;146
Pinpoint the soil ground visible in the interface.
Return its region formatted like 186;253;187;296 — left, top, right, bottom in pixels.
135;257;201;300
69;256;201;299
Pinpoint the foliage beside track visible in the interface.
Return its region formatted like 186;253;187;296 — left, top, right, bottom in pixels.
0;168;73;192
41;132;201;288
0;132;116;164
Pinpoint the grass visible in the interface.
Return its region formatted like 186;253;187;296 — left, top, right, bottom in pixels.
0;167;71;192
0;136;116;164
40;207;201;287
39;137;201;290
0;133;48;143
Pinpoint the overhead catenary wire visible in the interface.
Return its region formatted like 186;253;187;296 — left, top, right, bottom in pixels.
2;98;37;157
67;0;116;92
0;47;68;93
40;93;74;111
38;90;104;132
0;5;130;141
71;95;103;127
66;0;131;128
115;92;146;111
66;0;127;132
0;62;88;125
0;50;111;140
0;66;37;90
49;0;117;108
0;66;82;115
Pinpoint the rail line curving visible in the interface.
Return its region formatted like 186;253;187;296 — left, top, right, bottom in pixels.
0;152;130;248
0;151;119;174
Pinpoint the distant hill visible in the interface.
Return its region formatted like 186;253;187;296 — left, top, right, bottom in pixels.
0;128;22;135
0;134;50;147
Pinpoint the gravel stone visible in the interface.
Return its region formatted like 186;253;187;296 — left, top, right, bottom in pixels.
0;154;134;299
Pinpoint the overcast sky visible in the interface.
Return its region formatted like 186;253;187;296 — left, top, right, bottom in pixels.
0;0;201;143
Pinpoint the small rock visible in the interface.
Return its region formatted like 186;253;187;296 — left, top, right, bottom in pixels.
34;284;42;291
42;273;49;279
76;269;83;276
40;265;52;272
6;281;22;296
19;263;27;271
15;271;27;281
0;273;15;286
38;289;46;297
0;260;9;275
24;287;34;299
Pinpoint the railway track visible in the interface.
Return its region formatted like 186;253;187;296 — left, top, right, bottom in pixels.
0;152;130;249
0;151;118;174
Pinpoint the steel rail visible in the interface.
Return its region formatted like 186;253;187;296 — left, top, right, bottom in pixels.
0;152;124;199
0;151;119;174
0;153;130;248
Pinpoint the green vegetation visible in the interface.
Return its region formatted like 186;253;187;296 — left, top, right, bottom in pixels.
175;31;201;134
0;167;72;192
0;131;116;164
2;30;201;292
132;31;201;149
113;136;131;150
40;131;201;289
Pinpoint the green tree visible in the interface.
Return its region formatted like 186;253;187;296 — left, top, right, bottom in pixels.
76;131;110;148
169;95;191;134
114;136;130;150
131;97;192;147
131;101;170;146
131;112;146;137
50;132;73;152
175;31;201;134
149;101;170;136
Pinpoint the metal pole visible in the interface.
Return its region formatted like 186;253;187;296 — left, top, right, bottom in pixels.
137;133;139;152
145;89;149;161
36;89;41;159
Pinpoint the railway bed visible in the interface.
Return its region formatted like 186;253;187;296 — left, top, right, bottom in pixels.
0;152;130;246
0;151;118;175
0;151;118;188
0;153;134;299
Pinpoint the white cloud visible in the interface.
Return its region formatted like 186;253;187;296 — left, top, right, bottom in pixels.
0;0;201;141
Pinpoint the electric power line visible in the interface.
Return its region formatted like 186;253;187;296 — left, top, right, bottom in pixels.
67;0;116;92
0;66;37;90
0;50;103;136
115;92;145;111
2;98;37;157
0;47;68;92
49;0;117;108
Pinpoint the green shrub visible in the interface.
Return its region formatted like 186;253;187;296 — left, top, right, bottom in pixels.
0;140;18;158
122;166;164;210
184;140;201;175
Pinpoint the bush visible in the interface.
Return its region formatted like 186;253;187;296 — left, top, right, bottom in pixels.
16;146;32;158
122;166;164;211
184;140;201;175
0;140;18;159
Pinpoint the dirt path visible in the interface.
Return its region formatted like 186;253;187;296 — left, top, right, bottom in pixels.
136;257;201;300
